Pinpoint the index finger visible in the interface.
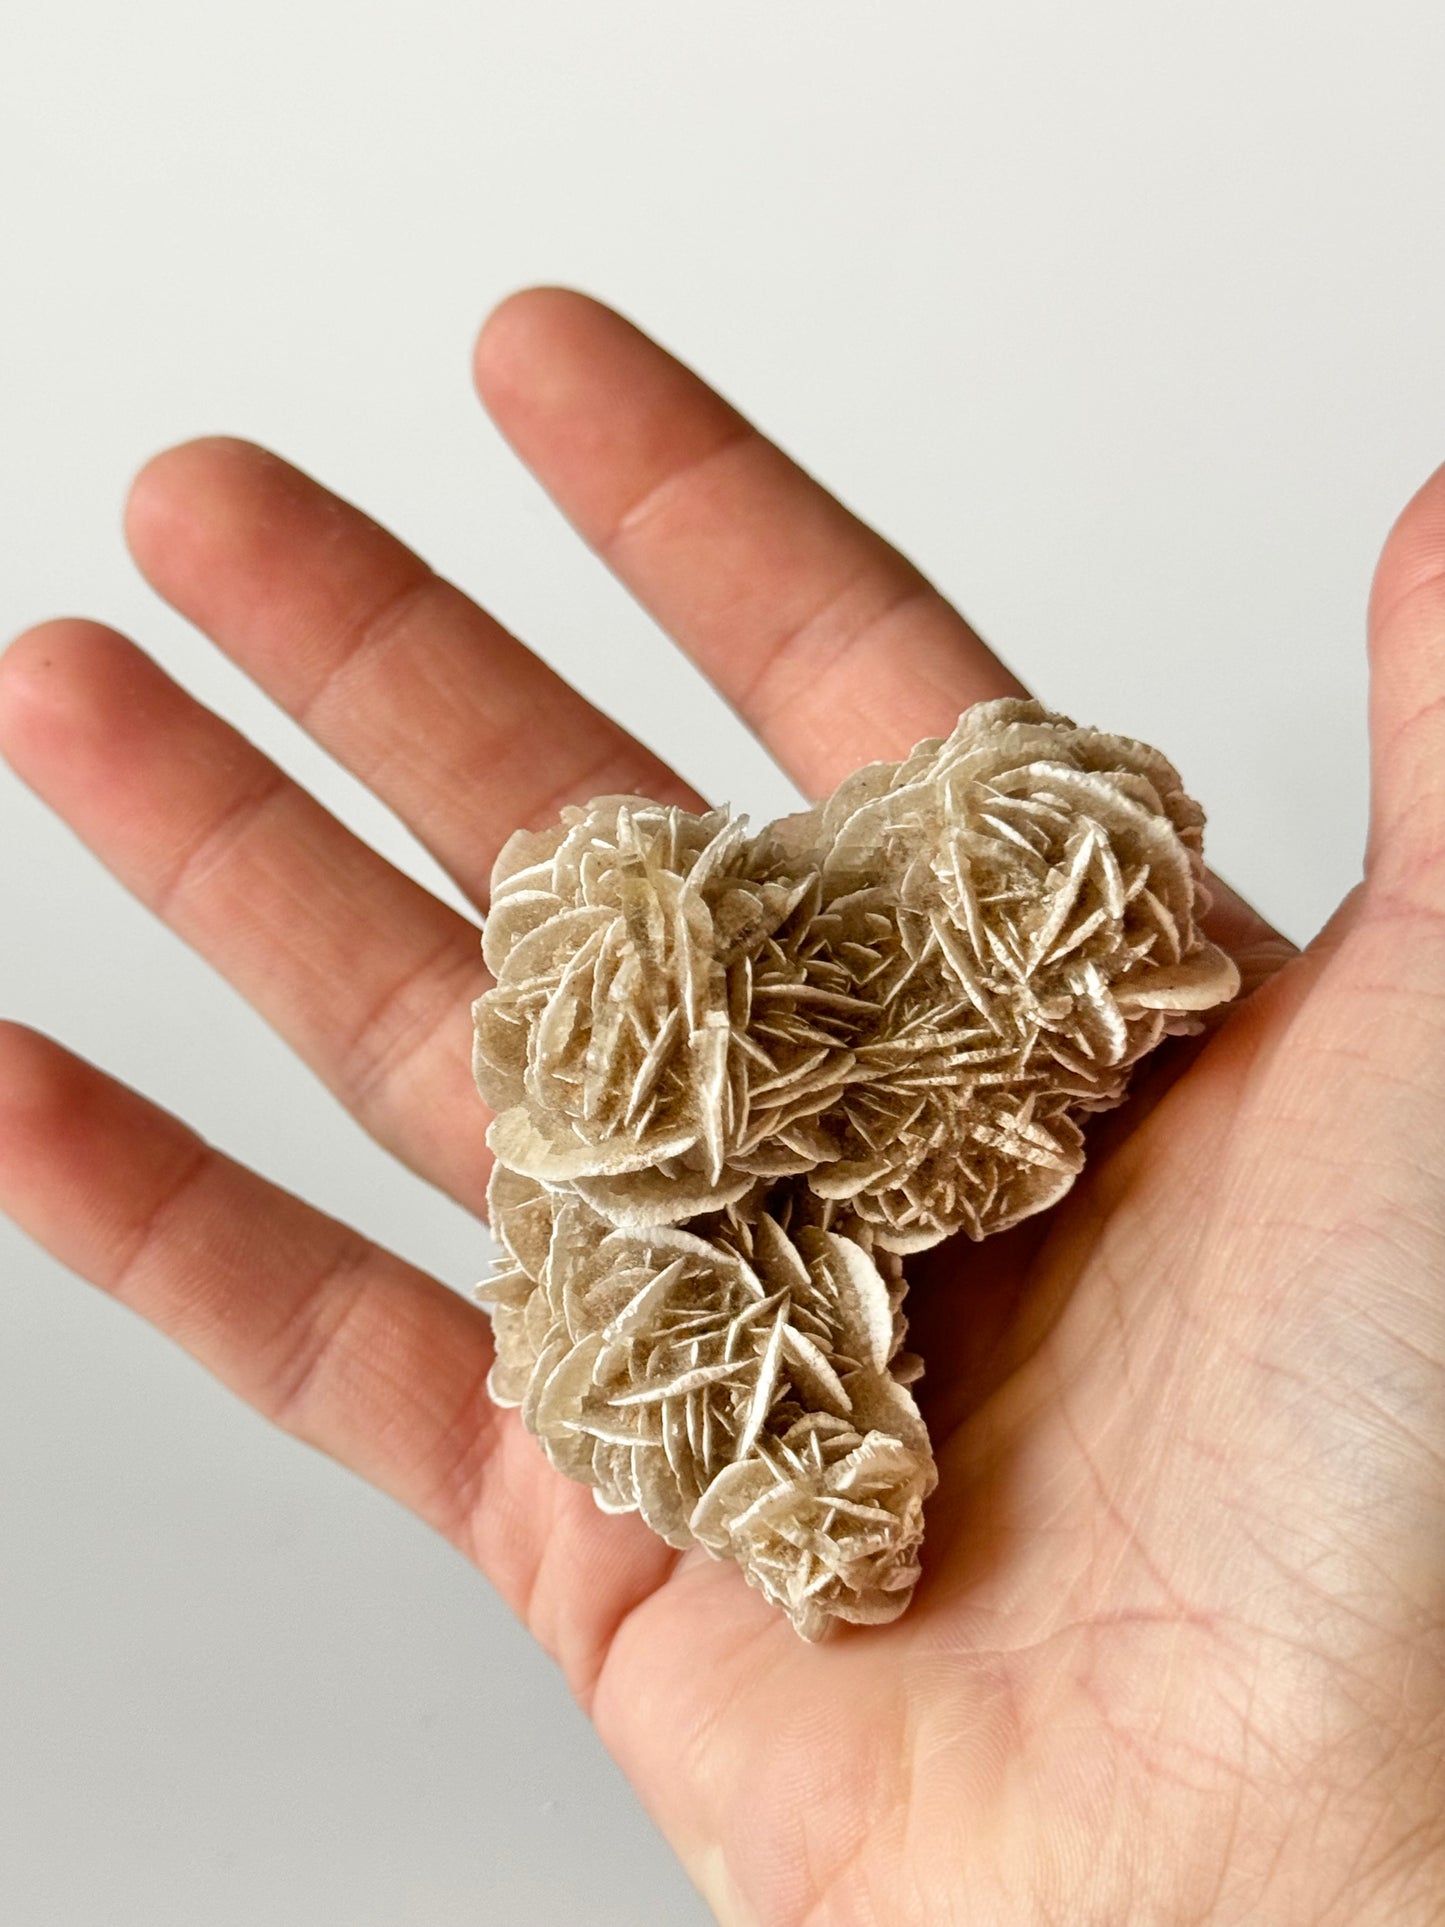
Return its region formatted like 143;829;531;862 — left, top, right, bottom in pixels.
472;287;1287;961
474;287;1024;799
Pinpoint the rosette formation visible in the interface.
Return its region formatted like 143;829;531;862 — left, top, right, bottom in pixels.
471;700;1239;1637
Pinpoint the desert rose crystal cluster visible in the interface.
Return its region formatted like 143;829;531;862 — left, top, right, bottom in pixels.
471;700;1239;1638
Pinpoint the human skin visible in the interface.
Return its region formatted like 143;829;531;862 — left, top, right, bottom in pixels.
1;288;1442;1924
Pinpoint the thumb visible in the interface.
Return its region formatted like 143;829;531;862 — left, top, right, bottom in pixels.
1366;460;1445;901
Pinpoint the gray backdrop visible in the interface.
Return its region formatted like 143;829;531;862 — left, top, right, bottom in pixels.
3;3;1444;1922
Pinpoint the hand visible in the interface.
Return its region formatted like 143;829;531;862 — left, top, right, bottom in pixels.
2;289;1441;1926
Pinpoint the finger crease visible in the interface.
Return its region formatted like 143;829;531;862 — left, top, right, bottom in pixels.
506;739;691;846
740;574;941;738
414;1353;507;1551
599;421;756;560
263;1233;380;1431
572;1548;684;1715
107;1139;216;1306
153;763;293;923
342;932;483;1123
1371;560;1445;646
293;567;445;734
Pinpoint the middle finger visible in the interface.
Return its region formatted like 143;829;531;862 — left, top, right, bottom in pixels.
123;436;701;910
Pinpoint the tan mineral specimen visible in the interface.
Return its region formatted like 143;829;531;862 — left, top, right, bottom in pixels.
471;701;1238;1637
483;1165;932;1639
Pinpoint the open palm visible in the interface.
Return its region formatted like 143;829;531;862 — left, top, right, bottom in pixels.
3;290;1442;1925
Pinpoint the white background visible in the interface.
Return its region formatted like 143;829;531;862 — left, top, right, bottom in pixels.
3;4;1444;1922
